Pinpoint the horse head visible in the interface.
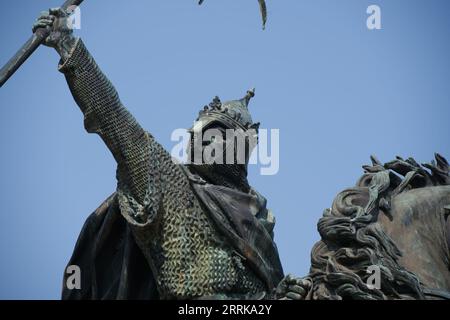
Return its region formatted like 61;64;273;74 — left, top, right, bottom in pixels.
308;154;450;300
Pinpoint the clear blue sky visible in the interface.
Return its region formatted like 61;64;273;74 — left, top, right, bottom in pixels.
0;0;449;299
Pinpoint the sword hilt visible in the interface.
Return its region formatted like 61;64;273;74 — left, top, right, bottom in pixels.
0;0;84;88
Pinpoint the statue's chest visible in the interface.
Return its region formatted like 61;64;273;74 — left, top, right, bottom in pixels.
148;191;264;298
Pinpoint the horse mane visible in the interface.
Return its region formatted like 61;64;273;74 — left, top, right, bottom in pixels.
309;153;449;300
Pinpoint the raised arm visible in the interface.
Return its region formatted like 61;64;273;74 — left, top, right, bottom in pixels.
34;8;151;205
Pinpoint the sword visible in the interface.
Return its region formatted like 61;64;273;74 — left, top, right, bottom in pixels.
0;0;84;88
199;0;267;30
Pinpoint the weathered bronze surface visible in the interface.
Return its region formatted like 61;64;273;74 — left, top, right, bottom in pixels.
31;6;290;300
0;0;84;88
6;5;449;300
306;154;450;300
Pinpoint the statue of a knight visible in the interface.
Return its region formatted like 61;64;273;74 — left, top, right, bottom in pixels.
32;8;311;300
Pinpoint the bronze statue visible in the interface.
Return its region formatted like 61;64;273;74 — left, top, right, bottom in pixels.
306;154;450;300
2;3;448;300
31;7;311;300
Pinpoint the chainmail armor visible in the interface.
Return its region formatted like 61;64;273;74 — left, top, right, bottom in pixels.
59;39;267;299
188;163;251;193
59;38;150;205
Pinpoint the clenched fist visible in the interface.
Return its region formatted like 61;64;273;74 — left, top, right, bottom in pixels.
32;7;78;60
275;274;312;300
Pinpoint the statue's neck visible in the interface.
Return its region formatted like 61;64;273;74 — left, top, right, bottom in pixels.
188;164;250;193
378;186;450;290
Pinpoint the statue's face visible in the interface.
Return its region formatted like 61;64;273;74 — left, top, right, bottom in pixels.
187;122;255;166
188;123;226;165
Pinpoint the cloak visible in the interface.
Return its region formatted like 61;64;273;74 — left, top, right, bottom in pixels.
61;194;159;299
62;169;284;300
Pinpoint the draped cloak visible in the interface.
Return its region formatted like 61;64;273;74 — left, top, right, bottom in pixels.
61;166;284;300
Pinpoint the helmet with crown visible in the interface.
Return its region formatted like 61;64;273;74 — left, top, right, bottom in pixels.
190;88;260;135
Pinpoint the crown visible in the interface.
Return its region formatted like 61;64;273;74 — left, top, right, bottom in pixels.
191;88;260;133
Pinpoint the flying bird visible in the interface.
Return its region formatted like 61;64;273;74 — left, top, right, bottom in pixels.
198;0;268;30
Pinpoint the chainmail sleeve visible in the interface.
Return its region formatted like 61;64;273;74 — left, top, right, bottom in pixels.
58;38;152;208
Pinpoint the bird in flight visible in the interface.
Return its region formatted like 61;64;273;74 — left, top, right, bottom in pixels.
198;0;268;30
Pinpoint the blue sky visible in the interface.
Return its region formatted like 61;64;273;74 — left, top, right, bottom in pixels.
0;0;449;299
